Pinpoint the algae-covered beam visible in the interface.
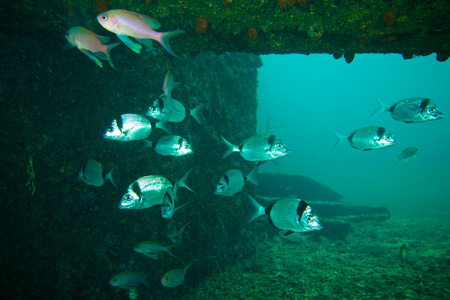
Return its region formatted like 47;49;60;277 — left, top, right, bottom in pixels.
5;0;450;60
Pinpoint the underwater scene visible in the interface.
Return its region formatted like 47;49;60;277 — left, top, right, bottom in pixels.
1;1;450;300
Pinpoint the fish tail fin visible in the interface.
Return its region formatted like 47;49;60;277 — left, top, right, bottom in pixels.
371;98;389;117
155;116;172;134
105;167;117;189
158;30;186;57
165;83;182;112
164;244;177;258
139;139;153;152
190;103;205;125
333;131;347;149
177;168;195;193
105;42;120;69
246;166;259;186
247;194;266;223
175;222;191;246
220;136;239;159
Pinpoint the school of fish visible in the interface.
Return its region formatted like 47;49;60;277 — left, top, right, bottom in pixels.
67;7;444;293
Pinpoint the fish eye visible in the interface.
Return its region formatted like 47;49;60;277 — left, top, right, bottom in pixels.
124;194;131;200
430;107;436;112
64;32;69;37
112;278;116;282
100;14;108;21
107;127;114;132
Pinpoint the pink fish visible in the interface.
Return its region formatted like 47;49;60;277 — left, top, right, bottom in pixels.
97;9;185;57
64;26;119;69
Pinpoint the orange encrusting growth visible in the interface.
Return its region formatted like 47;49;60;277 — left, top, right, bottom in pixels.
95;0;108;14
383;11;396;27
196;17;208;34
278;0;296;9
248;28;257;40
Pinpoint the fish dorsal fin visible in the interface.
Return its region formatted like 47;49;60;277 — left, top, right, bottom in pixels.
420;98;431;113
127;11;161;30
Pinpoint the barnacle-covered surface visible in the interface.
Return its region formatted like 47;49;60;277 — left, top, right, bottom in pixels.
0;26;263;297
2;0;450;60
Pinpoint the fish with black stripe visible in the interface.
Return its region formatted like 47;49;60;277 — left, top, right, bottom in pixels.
247;195;322;236
221;134;290;161
334;126;397;151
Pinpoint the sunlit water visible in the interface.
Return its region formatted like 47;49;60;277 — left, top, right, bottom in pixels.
257;54;450;218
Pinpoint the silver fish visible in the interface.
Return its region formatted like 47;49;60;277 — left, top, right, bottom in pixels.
372;98;444;123
394;146;418;165
140;135;193;156
248;195;322;235
334;126;397;151
119;175;173;209
214;168;258;196
221;134;290;161
103;114;152;142
146;96;204;124
78;159;116;188
119;170;194;210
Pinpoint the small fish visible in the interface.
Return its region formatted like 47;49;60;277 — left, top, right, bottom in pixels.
103;114;152;142
399;244;408;268
119;170;193;210
394;147;418;165
133;241;176;260
119;175;173;209
214;167;258;196
334;126;397;151
160;187;191;219
161;264;190;288
371;98;444;123
247;195;322;235
64;26;120;69
97;10;185;57
78;159;116;188
164;221;191;245
221;134;290;161
146;95;205;124
109;271;148;289
140;135;193;156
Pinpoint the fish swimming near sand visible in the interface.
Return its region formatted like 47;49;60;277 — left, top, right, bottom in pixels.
97;10;185;57
334;126;397;151
371;98;444;123
64;26;120;69
247;195;322;236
